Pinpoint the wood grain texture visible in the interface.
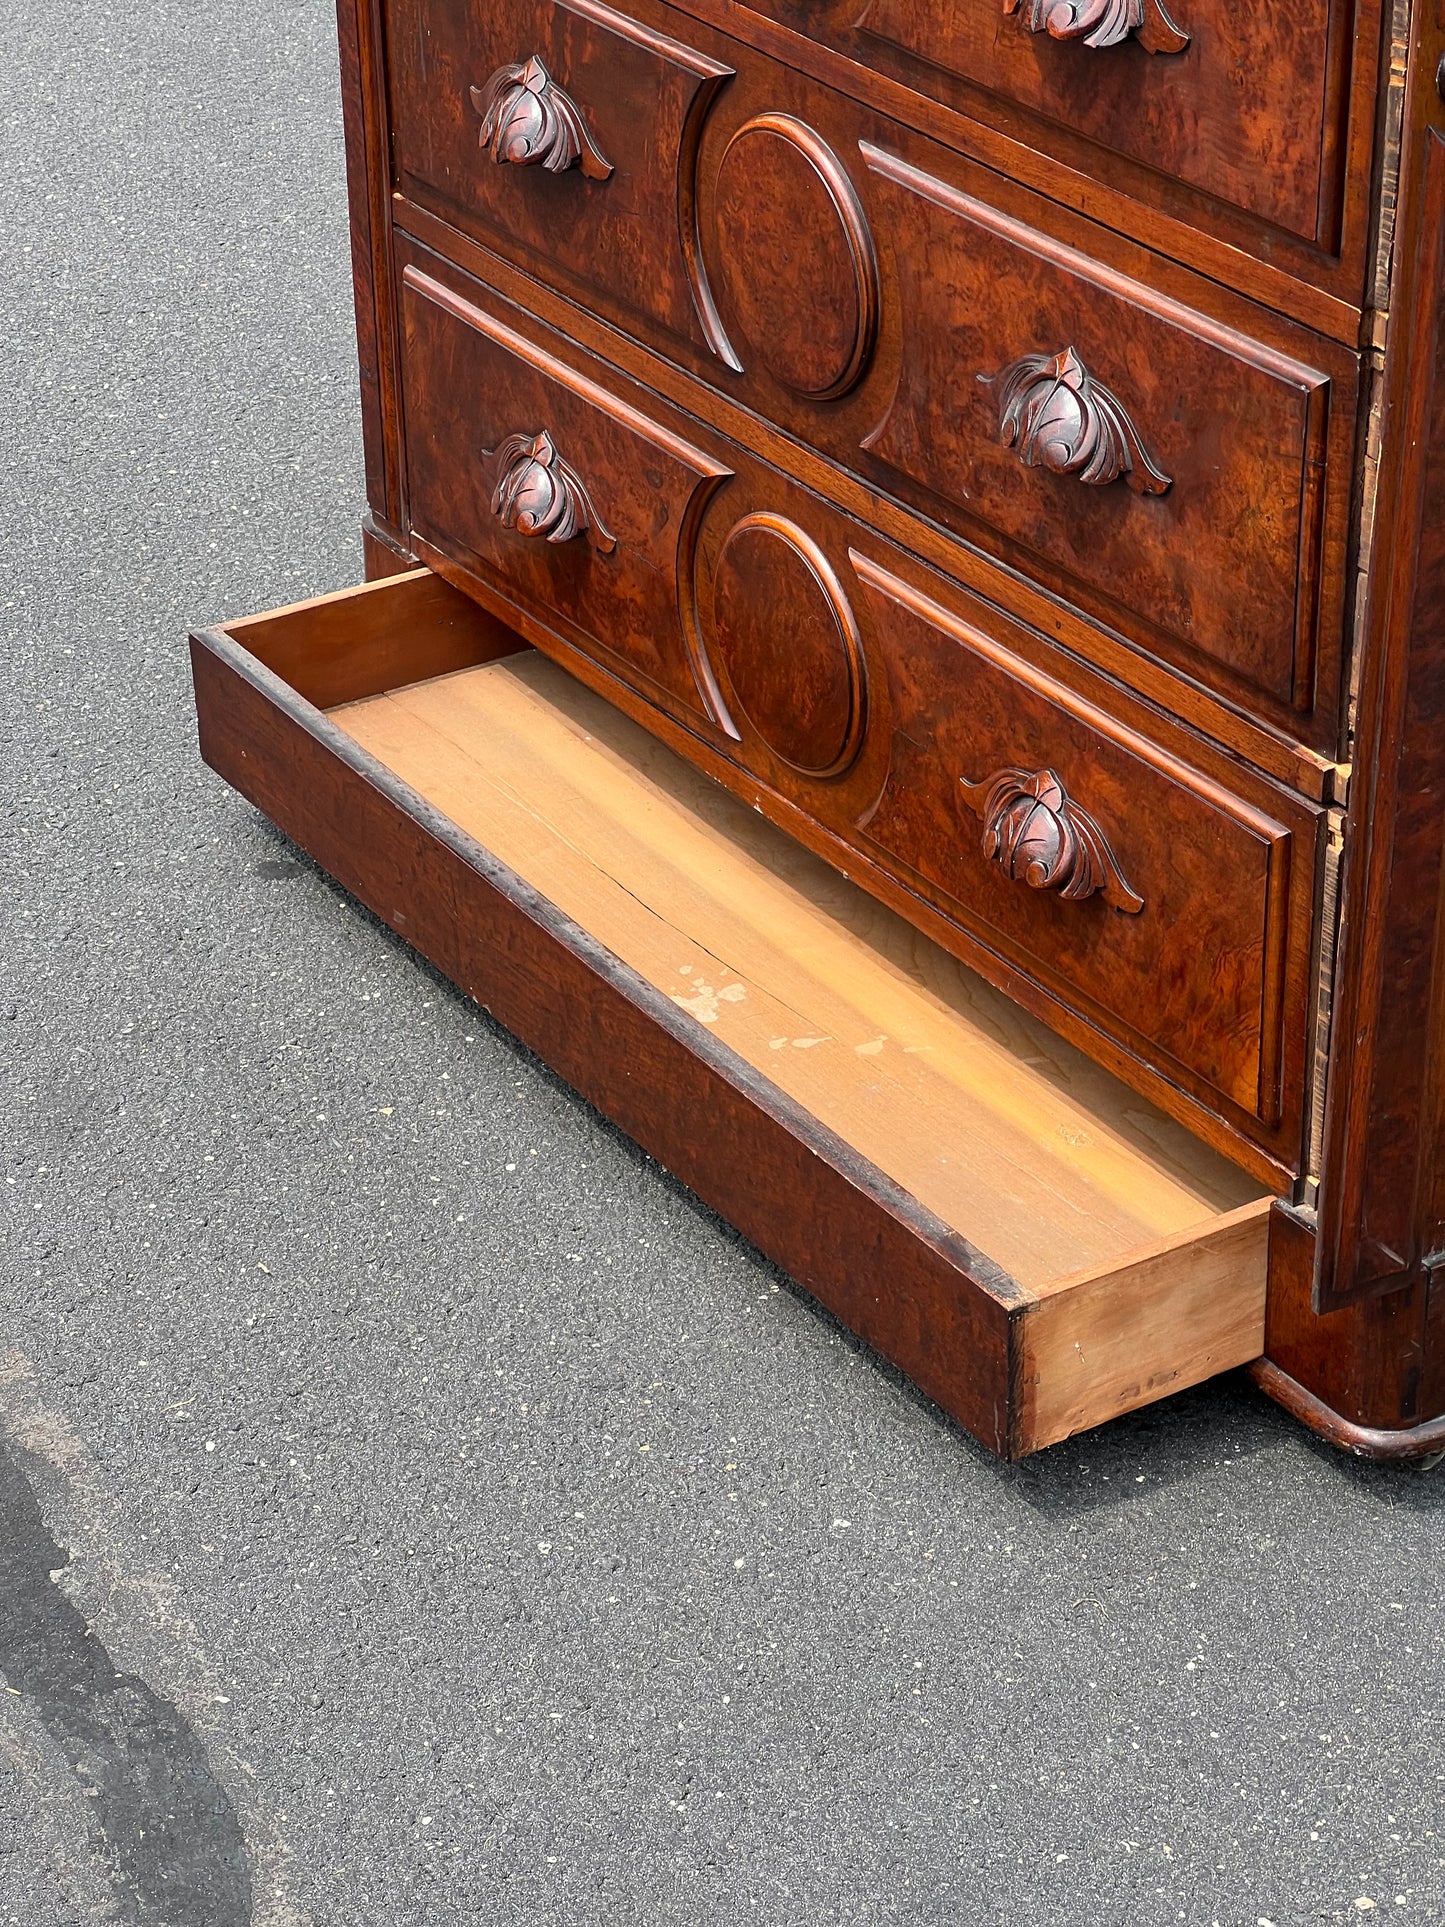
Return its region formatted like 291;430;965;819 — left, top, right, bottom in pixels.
709;514;866;773
852;556;1315;1129
1315;29;1445;1314
384;0;734;359
361;513;422;581
858;144;1354;738
319;0;1445;1449
392;196;1341;801
188;574;1272;1457
334;651;1260;1281
190;620;1019;1453
339;654;1270;1457
335;0;401;527
1250;1359;1445;1460
684;0;1383;308
1260;1204;1438;1434
377;0;1377;333
388;245;1323;1176
223;569;523;708
399;261;732;723
1021;1200;1271;1454
711;114;879;399
380;0;1361;751
850;0;1355;245
414;516;1321;1187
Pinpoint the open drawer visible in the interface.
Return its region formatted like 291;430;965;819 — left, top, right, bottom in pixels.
189;567;1273;1458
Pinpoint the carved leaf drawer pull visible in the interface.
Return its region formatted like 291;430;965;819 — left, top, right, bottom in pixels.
469;57;613;180
1003;0;1189;55
979;346;1172;496
488;430;617;554
958;766;1145;913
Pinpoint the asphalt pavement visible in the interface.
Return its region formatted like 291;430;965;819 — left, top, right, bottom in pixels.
2;5;1444;1924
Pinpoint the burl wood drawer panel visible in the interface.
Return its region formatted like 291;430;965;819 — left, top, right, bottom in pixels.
385;0;733;360
190;568;1274;1459
399;262;730;724
736;0;1377;265
382;0;1358;753
393;246;1323;1179
852;558;1306;1132
846;147;1352;741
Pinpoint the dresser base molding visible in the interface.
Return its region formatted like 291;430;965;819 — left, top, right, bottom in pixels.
1250;1358;1445;1462
189;567;1290;1460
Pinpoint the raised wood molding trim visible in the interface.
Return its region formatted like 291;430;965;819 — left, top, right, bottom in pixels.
308;0;1445;1446
1251;1358;1445;1460
390;198;1344;803
670;0;1376;334
335;0;397;525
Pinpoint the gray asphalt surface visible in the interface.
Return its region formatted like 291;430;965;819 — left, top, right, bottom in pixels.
3;5;1444;1924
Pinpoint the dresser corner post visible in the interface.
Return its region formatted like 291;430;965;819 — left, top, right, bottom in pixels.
1280;8;1445;1445
336;0;405;541
1255;1203;1439;1455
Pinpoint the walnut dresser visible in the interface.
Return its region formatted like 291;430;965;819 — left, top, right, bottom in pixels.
189;0;1445;1458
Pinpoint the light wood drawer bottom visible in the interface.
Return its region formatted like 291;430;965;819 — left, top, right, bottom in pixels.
190;568;1272;1457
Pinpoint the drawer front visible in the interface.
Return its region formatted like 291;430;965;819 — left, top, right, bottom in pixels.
392;245;1322;1170
384;0;1358;753
850;147;1348;732
386;0;734;360
851;558;1301;1125
399;261;731;721
745;0;1370;256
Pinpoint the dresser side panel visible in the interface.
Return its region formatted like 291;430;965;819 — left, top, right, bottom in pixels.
1317;10;1445;1330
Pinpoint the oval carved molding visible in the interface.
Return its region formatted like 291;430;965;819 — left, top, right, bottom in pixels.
711;117;880;402
708;514;867;778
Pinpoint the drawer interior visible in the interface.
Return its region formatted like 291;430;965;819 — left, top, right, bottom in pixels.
200;569;1273;1454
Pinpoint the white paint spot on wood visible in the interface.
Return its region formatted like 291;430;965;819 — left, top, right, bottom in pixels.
669;975;747;1025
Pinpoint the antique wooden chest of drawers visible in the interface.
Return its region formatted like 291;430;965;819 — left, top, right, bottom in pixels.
190;0;1445;1457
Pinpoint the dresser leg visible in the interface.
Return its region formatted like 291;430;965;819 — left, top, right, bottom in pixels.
1255;1203;1445;1458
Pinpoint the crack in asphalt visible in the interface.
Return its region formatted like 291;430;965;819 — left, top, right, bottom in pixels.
0;1432;253;1926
